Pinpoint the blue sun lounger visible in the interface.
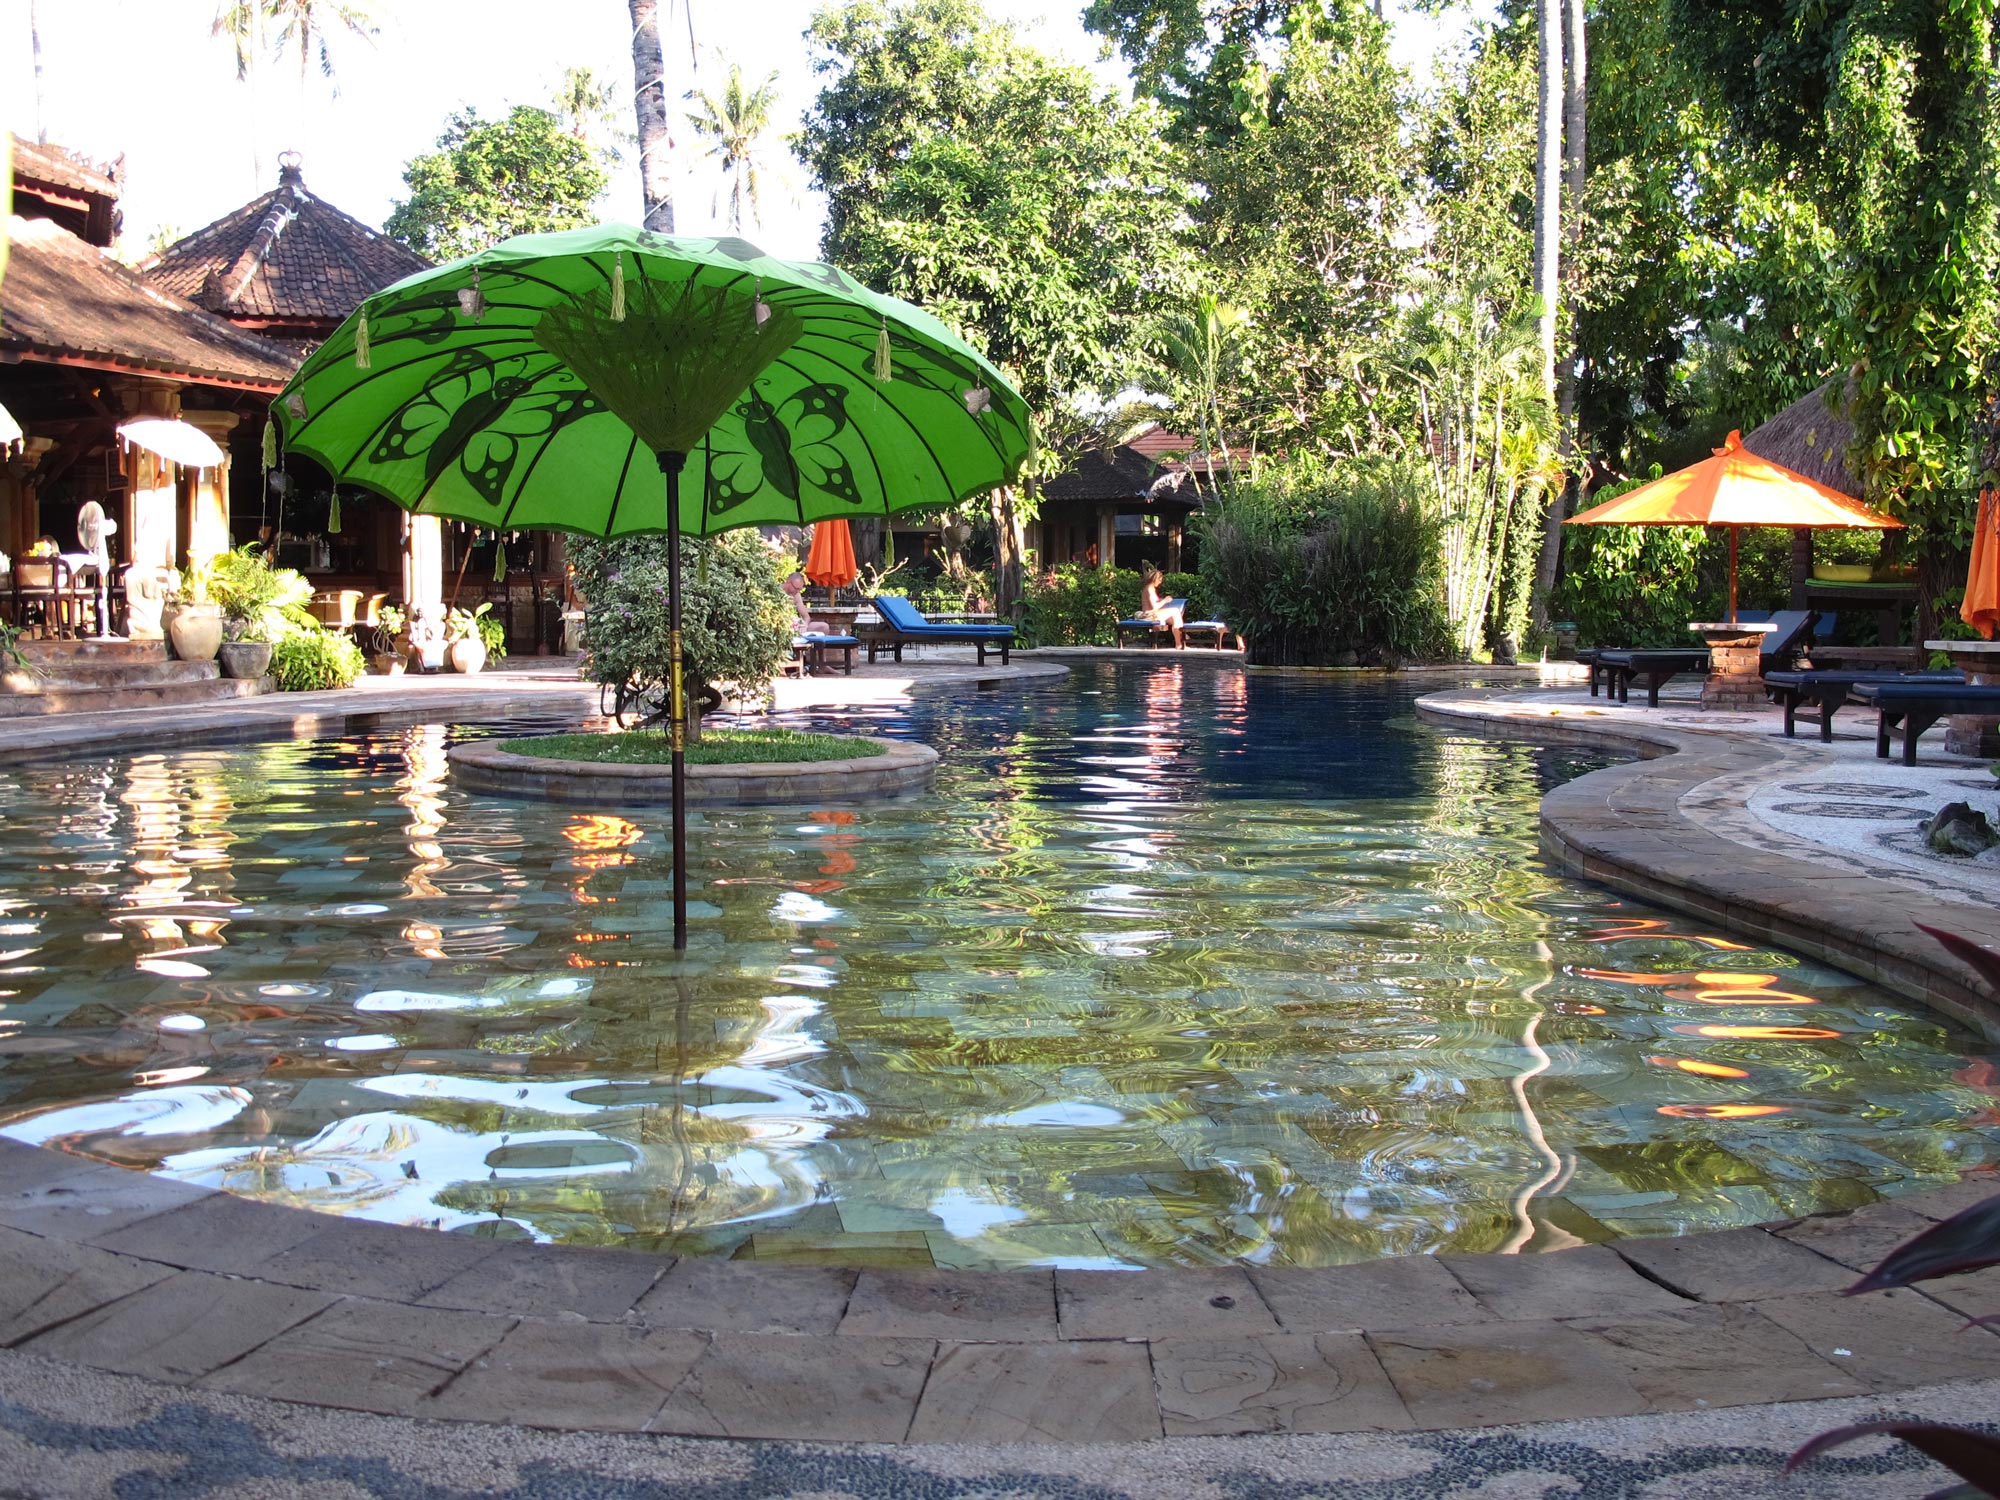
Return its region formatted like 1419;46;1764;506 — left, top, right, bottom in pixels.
867;595;1015;665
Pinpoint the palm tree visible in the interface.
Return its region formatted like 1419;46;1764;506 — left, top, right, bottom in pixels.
1158;292;1253;491
628;0;676;232
555;66;618;145
684;58;781;233
211;0;376;186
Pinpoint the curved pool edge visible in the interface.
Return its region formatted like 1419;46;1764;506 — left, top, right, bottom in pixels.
1414;685;2000;1042
449;734;937;804
4;1133;1999;1440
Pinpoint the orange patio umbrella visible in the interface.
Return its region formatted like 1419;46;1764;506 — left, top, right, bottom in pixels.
1963;489;2000;639
804;518;859;590
1567;430;1903;623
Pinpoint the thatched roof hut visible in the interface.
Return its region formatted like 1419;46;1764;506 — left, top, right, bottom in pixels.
1741;380;1861;498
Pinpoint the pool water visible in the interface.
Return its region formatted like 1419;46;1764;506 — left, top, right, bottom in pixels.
1;662;1995;1269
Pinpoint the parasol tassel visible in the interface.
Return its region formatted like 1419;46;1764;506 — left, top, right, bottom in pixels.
610;253;626;321
457;267;487;322
754;276;772;327
284;391;307;421
261;418;278;475
963;385;992;415
494;533;507;582
328;490;342;534
874;321;892;383
355;306;372;368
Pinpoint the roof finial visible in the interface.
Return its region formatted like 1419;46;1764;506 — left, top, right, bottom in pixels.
277;150;304;188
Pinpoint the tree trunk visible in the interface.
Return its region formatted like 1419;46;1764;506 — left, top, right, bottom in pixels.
1530;0;1577;629
628;0;675;232
989;485;1025;619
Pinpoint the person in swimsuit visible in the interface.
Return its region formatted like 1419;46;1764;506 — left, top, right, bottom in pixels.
1137;561;1186;648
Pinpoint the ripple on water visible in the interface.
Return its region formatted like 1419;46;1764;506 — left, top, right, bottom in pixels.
0;668;1994;1269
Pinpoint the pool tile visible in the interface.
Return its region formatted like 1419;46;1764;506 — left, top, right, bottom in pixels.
89;1190;326;1274
418;1318;708;1429
199;1300;516;1415
909;1339;1162;1442
1367;1320;1650;1428
1442;1244;1687;1321
649;1333;933;1441
254;1215;511;1300
18;1270;334;1382
0;1224;173;1344
1614;1227;1856;1302
418;1240;671;1320
1152;1332;1412;1435
1752;1287;2000;1390
635;1260;855;1334
1248;1256;1493;1332
840;1267;1057;1340
1056;1267;1279;1339
1565;1302;1866;1409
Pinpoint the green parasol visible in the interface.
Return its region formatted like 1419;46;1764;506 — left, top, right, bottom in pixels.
273;225;1033;950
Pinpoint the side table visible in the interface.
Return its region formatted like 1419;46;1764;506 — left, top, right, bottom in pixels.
1690;621;1776;711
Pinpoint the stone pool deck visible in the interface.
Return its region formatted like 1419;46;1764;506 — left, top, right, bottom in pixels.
4;655;2000;1492
1416;677;2000;1040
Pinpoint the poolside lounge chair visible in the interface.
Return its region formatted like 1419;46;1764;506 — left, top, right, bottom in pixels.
1581;612;1774;697
1762;668;1963;741
1850;680;2000;765
792;632;859;676
866;595;1014;665
1596;610;1815;708
1113;599;1237;650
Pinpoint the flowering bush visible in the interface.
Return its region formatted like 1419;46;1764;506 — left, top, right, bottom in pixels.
571;531;794;721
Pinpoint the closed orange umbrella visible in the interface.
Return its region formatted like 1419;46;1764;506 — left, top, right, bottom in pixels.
804;518;858;589
1963;490;2000;640
1568;430;1903;622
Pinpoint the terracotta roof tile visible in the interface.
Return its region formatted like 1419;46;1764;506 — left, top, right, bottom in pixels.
1;217;298;390
9;134;120;198
144;163;429;326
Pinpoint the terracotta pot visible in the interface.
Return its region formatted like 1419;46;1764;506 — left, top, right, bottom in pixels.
370;652;407;676
165;604;222;663
448;638;487;674
217;640;272;679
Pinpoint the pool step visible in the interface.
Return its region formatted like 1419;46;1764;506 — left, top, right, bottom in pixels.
0;638;274;714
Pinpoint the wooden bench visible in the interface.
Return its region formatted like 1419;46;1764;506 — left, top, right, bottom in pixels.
1851;681;2000;765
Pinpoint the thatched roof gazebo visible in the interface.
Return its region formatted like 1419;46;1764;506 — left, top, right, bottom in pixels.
1741;380;1860;499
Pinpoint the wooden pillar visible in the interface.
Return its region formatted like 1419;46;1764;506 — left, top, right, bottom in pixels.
182;412;240;566
1166;515;1184;573
1788;527;1812;609
1096;505;1116;570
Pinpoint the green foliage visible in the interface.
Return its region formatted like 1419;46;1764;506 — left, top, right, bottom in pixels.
496;729;885;765
385;105;609;262
207;544;314;643
571;530;794;710
269;628;365;691
443;602;506;658
1197;455;1449;665
684;59;782;232
1020;565;1139;646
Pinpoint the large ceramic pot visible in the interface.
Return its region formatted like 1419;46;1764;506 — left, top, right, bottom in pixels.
448;638;488;674
165;604;222;663
370;652;407;676
217;640;272;680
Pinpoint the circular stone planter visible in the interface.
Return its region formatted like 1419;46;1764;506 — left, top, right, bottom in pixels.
448;733;937;805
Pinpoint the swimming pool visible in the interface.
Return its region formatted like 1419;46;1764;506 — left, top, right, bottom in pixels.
0;662;1993;1269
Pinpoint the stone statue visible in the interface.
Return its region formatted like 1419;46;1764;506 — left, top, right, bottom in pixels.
404;602;446;671
123;565;169;640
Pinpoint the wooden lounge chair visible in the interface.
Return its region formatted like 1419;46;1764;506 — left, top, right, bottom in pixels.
793;632;859;675
1597;610;1816;708
1762;669;1963;741
1850;680;2000;765
866;595;1014;665
1581;611;1775;698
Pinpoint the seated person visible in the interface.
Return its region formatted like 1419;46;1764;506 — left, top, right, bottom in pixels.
1136;562;1185;648
781;569;832;634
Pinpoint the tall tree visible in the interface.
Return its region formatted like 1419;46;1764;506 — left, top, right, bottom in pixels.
212;0;376;186
385;106;610;262
555;66;620;147
1531;0;1588;619
684;59;781;232
628;0;675;231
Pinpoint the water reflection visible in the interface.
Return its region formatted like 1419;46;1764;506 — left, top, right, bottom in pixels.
0;666;1995;1267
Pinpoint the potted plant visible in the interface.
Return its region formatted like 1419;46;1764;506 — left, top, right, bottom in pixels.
445;602;492;673
404;605;447;672
217;614;273;679
162;561;222;663
370;604;407;675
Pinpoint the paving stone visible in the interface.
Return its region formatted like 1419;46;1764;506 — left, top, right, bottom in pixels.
634;1260;855;1334
1247;1257;1492;1333
200;1300;515;1415
907;1340;1161;1443
1441;1244;1687;1321
1566;1301;1865;1410
0;1224;173;1345
1367;1319;1650;1429
0;1165;209;1240
650;1333;933;1442
840;1268;1057;1341
18;1270;333;1381
0;1138;119;1193
1752;1288;2000;1391
89;1191;326;1274
1896;1178;2000;1222
1615;1227;1855;1302
1773;1204;1934;1276
1056;1268;1279;1340
419;1318;708;1430
254;1217;510;1301
419;1241;670;1321
1152;1333;1412;1436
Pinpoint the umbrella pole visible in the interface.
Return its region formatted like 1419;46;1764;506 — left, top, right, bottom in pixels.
1728;526;1739;625
660;450;689;952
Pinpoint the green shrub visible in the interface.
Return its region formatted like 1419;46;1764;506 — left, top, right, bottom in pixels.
206;543;314;642
571;530;794;715
1020;565;1141;646
270;627;365;691
1197;456;1449;665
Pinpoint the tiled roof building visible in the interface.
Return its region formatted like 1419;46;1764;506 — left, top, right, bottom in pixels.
143;153;429;340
